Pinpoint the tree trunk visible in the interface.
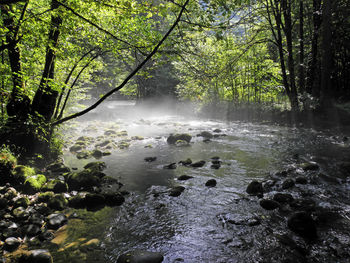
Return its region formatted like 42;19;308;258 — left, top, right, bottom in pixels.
306;0;322;97
31;0;62;120
319;0;332;108
1;4;30;118
282;0;299;111
298;0;305;93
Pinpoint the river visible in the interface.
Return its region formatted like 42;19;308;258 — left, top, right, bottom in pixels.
57;100;350;263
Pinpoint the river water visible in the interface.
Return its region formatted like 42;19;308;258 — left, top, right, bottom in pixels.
58;100;350;263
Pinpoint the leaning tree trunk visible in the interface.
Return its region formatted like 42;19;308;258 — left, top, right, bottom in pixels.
31;0;62;120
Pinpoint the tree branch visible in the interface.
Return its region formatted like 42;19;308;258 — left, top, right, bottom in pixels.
52;0;190;126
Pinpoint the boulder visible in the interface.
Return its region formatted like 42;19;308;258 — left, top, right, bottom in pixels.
76;151;91;159
163;163;177;169
47;213;67;230
167;134;192;144
69;144;83;152
198;131;213;139
177;175;194;181
287;211;317;239
42;179;68;193
24;249;53;263
205;179;217;187
169;186;185;197
83;161;106;172
259;199;280;210
47;194;68;210
46;162;70;173
190;160;206;168
91;149;103;159
68;194;86;209
246;181;263;196
66;169;103;191
144;157;157;162
4;237;21;251
178;158;192;166
117;250;163;263
175;140;190;147
0;197;8;209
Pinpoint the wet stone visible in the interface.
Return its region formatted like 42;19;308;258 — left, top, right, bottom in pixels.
117;250;164;263
282;179;295;189
4;237;21;251
246;180;263;196
259;199;279;210
205;179;217;187
177;175;194;181
163;163;177;169
178;158;192;166
47;213;67;230
85;193;105;208
169;186;185;197
12;207;30;220
103;192;125;206
13;197;30;209
26;249;53;263
301;162;319;171
144;157;157;162
191;160;206;168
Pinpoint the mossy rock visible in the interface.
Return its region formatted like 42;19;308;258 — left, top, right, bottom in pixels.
104;130;117;136
167;134;192;144
131;136;144;140
13;196;30;208
116;130;128;137
175;140;190;147
76;150;92;159
66;169;103;191
0;149;17;184
118;141;130;149
95;140;112;148
13;165;35;183
77;136;94;142
83;161;106;171
42;179;68;193
69;144;83;152
24;174;47;193
91;149;103;159
38;191;55;203
47;194;68;210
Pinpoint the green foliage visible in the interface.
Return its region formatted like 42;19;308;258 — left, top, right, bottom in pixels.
0;146;17;181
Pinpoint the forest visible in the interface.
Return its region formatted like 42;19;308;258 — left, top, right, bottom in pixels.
0;0;350;262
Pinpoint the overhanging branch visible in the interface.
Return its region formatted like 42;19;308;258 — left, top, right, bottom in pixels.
52;0;190;126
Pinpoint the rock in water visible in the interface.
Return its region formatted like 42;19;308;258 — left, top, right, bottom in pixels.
163;163;177;169
246;181;263;196
205;179;217;187
177;175;194;181
287;211;317;239
190;160;206;168
259;199;279;210
26;249;53;263
117;250;164;263
167;134;192;144
169;186;185;197
144;157;157;162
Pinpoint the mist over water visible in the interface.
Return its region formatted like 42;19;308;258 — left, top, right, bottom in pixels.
60;100;350;263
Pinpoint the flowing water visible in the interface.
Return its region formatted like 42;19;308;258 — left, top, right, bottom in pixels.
57;101;350;263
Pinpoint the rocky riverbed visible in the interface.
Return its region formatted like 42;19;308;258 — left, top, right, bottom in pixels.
1;101;350;262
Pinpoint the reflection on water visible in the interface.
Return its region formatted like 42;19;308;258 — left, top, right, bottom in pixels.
60;101;350;263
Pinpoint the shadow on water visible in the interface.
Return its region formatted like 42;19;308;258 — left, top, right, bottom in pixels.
59;100;350;263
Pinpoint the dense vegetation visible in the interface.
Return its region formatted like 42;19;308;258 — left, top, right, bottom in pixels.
0;0;349;158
